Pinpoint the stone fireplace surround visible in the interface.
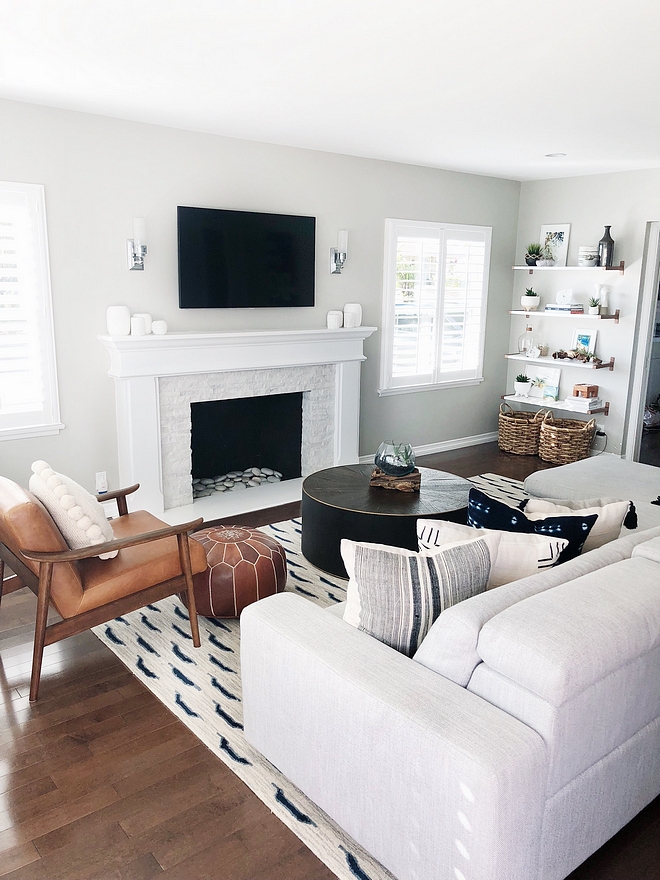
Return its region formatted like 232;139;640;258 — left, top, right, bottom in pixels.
99;327;376;517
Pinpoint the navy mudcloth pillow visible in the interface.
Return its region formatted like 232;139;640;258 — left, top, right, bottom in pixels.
467;487;598;563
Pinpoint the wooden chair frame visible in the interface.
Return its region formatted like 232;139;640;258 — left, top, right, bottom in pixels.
0;484;203;702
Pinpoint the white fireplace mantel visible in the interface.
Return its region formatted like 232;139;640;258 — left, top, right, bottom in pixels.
99;327;376;515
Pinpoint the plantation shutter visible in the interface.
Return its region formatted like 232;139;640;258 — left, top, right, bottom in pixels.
0;182;61;438
380;219;491;394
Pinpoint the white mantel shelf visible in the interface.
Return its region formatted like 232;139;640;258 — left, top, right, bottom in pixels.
99;327;377;378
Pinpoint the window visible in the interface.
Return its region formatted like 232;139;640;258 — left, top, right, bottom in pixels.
0;181;62;439
379;218;491;395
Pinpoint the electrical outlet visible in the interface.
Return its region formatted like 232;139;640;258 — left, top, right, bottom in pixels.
595;423;605;433
95;471;108;493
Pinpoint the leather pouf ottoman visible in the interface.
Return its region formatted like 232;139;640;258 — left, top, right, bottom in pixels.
183;526;287;618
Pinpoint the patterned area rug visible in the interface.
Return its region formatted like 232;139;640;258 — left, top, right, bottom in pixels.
93;474;525;880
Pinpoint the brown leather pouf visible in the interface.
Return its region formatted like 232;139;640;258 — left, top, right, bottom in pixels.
183;526;287;618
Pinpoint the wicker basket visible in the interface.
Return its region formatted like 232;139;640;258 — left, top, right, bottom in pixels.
538;412;596;464
497;403;546;455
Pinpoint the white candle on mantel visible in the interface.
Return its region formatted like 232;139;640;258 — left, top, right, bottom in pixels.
133;217;146;247
337;229;348;254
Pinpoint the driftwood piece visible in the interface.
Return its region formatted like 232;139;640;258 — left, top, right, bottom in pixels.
369;467;421;492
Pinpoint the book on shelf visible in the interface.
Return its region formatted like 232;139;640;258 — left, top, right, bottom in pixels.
560;397;603;412
544;304;584;313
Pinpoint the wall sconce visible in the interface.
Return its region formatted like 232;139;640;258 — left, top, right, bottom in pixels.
330;230;348;274
127;218;147;271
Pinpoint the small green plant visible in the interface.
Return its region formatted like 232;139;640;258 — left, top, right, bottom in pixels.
515;373;530;383
525;243;542;257
588;297;601;307
523;287;537;297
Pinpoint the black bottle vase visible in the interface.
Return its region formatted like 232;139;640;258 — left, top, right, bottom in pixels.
598;226;614;268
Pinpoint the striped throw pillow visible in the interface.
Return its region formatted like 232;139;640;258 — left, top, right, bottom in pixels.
340;537;492;656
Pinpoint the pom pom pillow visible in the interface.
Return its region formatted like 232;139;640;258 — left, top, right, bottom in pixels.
468;487;597;563
520;497;636;553
417;519;568;588
341;535;492;656
29;460;117;559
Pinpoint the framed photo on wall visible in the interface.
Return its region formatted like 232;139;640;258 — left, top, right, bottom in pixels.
540;224;571;266
571;328;598;354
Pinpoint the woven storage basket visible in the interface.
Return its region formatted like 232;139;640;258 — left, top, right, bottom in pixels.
497;403;546;455
538;412;595;464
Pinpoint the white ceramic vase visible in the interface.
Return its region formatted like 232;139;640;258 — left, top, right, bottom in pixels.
106;305;131;336
326;310;343;329
133;312;152;334
152;320;168;335
343;303;362;327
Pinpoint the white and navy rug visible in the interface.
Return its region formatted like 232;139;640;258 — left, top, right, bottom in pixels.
93;475;525;880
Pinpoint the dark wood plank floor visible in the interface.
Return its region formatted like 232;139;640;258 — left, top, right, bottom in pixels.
1;442;658;880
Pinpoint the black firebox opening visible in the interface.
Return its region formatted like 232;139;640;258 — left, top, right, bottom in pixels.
191;392;303;480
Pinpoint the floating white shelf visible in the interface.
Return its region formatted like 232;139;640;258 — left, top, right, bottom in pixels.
513;261;625;275
509;309;620;323
502;394;610;416
505;353;615;371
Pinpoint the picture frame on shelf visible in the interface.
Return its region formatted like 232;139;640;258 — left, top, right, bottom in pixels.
528;366;561;401
571;328;598;354
540;224;571;266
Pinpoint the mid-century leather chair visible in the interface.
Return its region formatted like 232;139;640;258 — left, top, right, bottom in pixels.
0;477;207;701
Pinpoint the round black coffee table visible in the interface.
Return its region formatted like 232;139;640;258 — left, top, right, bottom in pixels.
301;464;471;577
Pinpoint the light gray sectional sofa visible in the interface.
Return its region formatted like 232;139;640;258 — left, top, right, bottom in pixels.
241;524;660;880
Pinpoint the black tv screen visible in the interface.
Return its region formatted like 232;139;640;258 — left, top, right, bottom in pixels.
177;206;315;308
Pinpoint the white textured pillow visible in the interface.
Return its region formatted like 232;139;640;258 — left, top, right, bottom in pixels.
417;519;568;588
341;536;494;656
29;460;117;559
522;497;633;552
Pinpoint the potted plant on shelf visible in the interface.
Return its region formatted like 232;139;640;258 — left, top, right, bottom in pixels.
588;297;601;315
536;245;556;268
525;243;543;266
521;287;541;310
514;373;531;396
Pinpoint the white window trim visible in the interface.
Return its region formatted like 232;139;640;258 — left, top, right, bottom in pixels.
0;181;63;441
378;218;491;396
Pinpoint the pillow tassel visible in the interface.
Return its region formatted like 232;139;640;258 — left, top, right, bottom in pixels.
624;502;638;529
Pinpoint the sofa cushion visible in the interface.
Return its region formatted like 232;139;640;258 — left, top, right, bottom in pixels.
412;531;654;687
468;487;597;562
470;556;660;796
417;519;567;588
521;496;634;552
29;460;117;559
340;536;491;656
632;536;660;563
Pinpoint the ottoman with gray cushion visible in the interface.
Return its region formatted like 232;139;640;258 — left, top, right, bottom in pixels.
524;454;660;532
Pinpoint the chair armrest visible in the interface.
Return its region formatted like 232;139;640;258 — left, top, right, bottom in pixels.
95;483;140;516
21;517;204;563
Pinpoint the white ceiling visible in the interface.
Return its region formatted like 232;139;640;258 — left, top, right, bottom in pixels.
2;0;659;181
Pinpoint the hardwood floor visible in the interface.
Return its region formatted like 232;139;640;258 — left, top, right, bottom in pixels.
1;442;658;880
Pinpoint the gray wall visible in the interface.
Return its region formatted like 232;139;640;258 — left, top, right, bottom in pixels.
0;98;520;488
514;170;660;454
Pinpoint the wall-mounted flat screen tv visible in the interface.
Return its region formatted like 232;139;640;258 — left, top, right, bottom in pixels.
177;206;315;308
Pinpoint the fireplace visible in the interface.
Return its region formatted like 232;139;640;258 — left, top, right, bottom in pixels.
190;392;303;498
99;326;376;515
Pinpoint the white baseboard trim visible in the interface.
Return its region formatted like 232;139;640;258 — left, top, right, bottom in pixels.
359;432;499;464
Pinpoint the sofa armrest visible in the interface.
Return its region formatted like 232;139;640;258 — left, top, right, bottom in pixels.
241;593;547;880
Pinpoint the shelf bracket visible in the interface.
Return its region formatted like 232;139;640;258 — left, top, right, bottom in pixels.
600;309;620;323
